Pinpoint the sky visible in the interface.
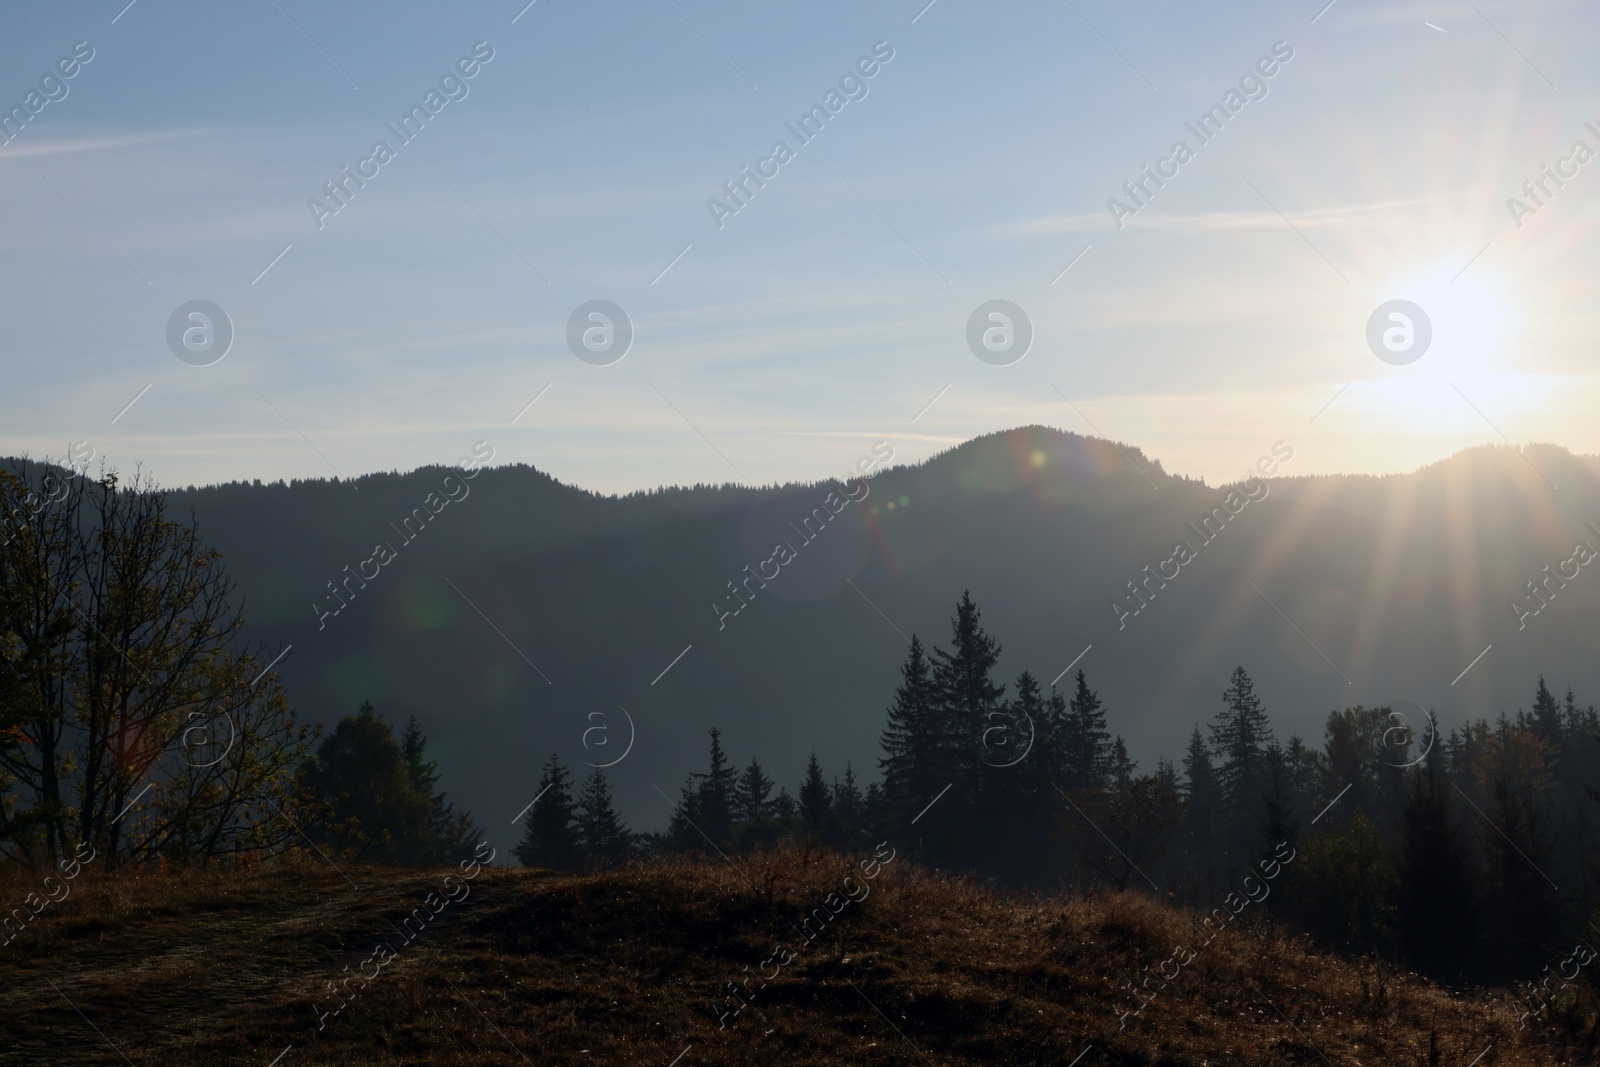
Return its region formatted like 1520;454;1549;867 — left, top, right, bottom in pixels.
2;0;1597;493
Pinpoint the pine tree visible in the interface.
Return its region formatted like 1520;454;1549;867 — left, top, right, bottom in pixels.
735;757;774;823
930;592;1005;795
1061;670;1111;792
832;763;864;846
771;787;798;821
1477;716;1561;979
1398;715;1476;981
513;753;580;871
1156;759;1180;794
1107;737;1135;791
667;775;704;851
399;714;482;866
879;635;939;833
1531;675;1562;748
575;768;632;869
401;716;440;797
1210;666;1275;854
1181;726;1219;847
1008;672;1053;800
1257;739;1302;874
798;752;832;836
692;728;738;846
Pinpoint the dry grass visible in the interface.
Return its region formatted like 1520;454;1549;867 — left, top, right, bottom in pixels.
0;851;1583;1065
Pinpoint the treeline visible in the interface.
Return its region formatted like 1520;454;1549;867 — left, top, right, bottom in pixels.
527;591;1600;989
513;733;881;870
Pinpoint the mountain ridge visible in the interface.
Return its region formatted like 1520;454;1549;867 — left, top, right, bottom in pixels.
8;428;1598;851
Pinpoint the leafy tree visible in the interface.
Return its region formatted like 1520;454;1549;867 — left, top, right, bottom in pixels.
1285;813;1399;956
514;753;580;871
0;458;311;865
1321;706;1406;844
1060;773;1182;892
307;702;432;864
575;768;632;869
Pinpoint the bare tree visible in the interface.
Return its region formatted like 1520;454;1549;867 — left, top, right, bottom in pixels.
0;457;314;866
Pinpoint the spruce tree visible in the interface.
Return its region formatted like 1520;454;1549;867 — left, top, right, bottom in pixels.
735;757;774;823
1181;726;1219;847
798;752;832;836
1107;736;1135;791
692;728;737;846
1397;715;1476;981
832;763;864;846
401;716;440;797
399;714;482;866
1155;758;1180;793
1530;676;1562;748
1061;670;1111;792
575;768;632;869
879;635;938;833
930;592;1006;796
667;775;705;851
770;787;797;821
1009;671;1053;801
926;592;1004;864
513;753;580;871
1210;666;1275;854
1257;739;1302;877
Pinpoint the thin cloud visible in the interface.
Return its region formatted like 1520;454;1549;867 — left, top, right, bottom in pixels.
0;131;200;159
1001;192;1473;238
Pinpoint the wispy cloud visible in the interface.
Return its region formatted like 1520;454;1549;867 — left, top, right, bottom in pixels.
0;130;201;160
1001;193;1473;238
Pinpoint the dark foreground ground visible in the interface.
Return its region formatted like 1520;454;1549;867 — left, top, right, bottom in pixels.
0;850;1586;1065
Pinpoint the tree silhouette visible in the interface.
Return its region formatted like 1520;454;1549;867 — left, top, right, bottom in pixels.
735;757;774;823
575;768;632;869
514;753;580;871
798;752;831;836
308;701;432;865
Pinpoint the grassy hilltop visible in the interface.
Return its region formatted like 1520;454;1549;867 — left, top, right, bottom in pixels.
0;852;1585;1066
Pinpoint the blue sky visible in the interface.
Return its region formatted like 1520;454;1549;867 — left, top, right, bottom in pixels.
2;0;1596;492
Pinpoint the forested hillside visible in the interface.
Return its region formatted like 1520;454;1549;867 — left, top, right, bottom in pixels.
84;425;1600;856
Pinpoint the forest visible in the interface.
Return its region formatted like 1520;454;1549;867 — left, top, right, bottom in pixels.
5;458;1598;1015
518;590;1600;1001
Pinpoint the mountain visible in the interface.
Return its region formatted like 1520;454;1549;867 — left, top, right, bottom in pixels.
79;426;1598;854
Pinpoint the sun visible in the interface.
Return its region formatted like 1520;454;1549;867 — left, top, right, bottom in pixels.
1378;262;1517;375
1340;263;1553;435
